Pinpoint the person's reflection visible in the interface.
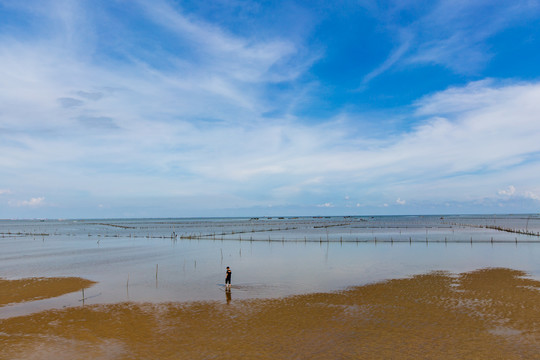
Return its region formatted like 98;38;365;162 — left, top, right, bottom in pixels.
225;287;232;304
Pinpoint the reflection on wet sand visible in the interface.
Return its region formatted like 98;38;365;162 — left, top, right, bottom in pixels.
1;268;539;359
225;287;231;304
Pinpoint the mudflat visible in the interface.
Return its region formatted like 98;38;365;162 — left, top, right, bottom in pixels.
1;268;539;359
0;277;95;307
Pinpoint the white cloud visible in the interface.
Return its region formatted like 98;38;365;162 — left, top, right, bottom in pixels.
498;185;516;196
0;189;12;195
317;203;334;208
496;186;540;202
524;191;540;201
396;198;406;205
9;197;46;208
3;76;540;211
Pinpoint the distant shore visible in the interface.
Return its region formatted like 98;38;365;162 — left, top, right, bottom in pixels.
1;268;539;359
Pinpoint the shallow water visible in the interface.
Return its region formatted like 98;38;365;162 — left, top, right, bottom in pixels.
1;215;540;317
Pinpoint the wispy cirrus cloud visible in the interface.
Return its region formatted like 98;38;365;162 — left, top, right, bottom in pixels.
362;0;540;83
0;0;315;208
132;0;305;83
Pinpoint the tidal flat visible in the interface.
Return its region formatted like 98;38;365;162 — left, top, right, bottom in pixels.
1;268;539;359
1;215;540;358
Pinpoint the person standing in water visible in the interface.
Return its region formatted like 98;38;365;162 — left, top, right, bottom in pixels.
225;266;232;289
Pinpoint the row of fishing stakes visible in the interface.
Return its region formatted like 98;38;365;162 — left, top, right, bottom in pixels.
181;233;533;243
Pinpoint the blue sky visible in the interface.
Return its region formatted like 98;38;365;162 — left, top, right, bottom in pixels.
1;0;540;218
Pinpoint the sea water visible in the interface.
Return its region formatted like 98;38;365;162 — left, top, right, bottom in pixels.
1;215;540;317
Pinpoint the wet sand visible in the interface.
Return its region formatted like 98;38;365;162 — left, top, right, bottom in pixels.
1;268;539;359
0;277;95;307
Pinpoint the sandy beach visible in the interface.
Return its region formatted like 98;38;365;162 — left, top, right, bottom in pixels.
1;267;539;359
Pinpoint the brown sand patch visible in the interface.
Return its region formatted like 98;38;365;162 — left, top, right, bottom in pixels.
0;277;96;307
1;268;539;359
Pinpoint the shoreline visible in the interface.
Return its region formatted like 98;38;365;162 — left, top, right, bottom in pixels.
1;268;539;359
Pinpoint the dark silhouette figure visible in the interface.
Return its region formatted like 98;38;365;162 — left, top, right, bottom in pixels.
225;266;232;288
